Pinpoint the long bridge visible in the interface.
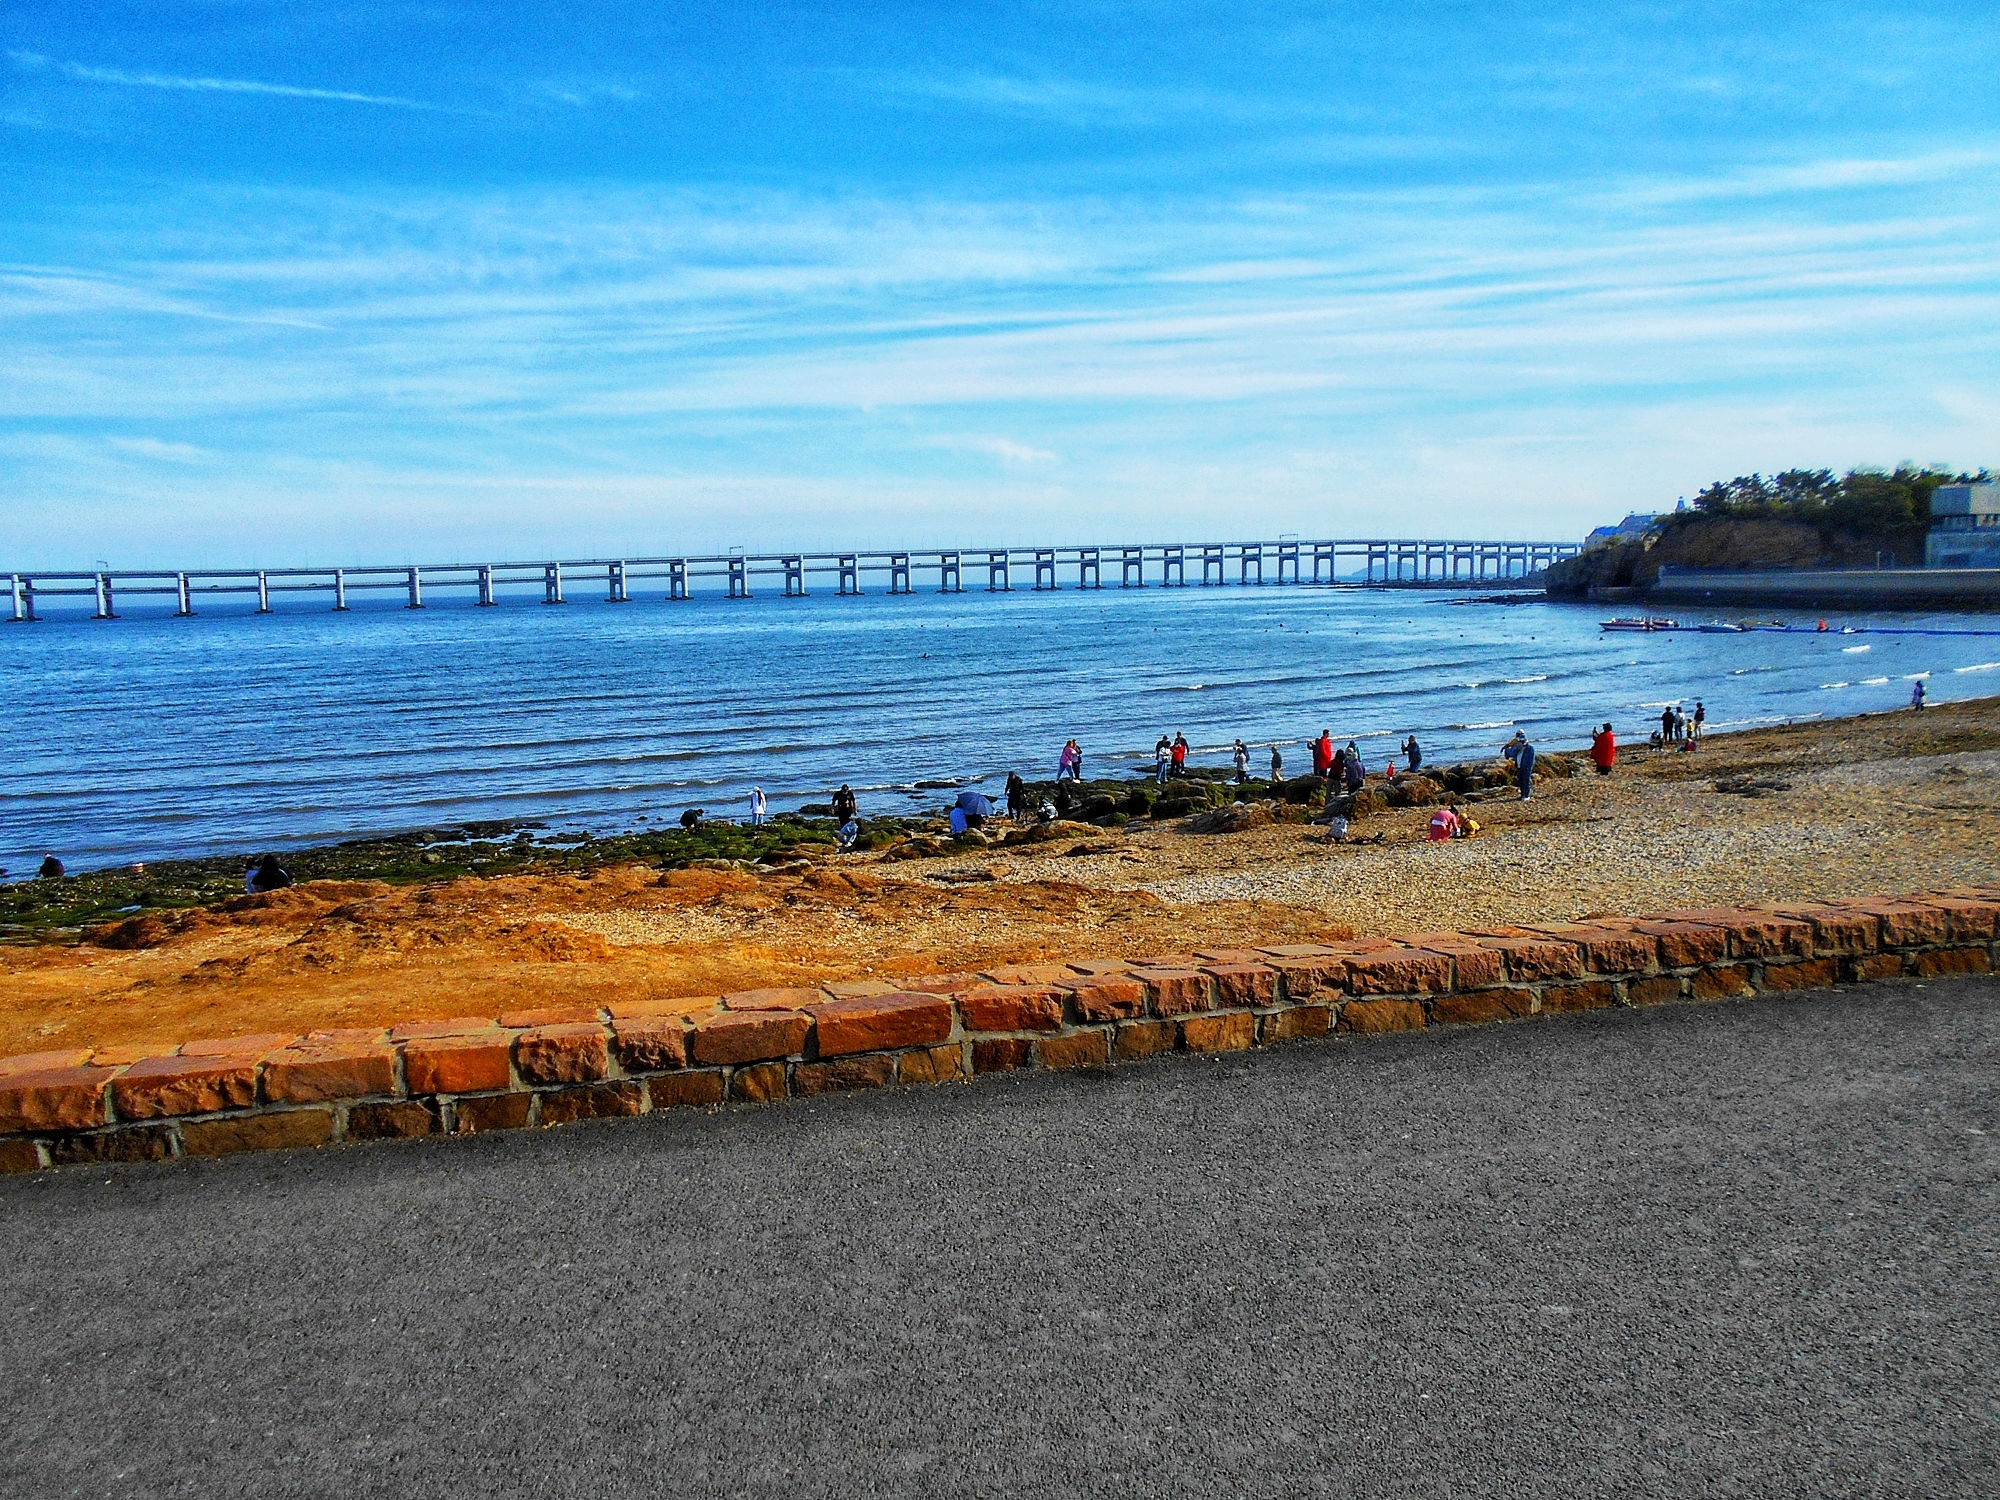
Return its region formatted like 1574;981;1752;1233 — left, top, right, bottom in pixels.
6;537;1579;620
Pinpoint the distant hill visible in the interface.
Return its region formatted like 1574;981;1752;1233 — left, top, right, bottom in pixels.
1546;466;1975;596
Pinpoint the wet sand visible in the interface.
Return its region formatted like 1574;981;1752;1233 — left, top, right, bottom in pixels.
3;698;1996;1058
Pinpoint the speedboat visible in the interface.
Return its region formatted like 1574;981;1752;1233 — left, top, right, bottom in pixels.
1601;616;1680;632
1696;621;1743;633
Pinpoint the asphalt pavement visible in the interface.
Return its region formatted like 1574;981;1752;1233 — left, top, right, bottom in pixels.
5;977;1996;1499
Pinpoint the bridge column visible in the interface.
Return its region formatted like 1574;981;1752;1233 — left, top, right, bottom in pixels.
1033;549;1057;590
1078;547;1101;588
607;561;629;602
257;571;272;613
18;576;36;622
540;564;563;605
7;574;21;623
332;569;348;610
1120;547;1145;586
783;556;806;596
175;573;193;616
1312;543;1334;583
476;565;494;606
728;556;749;598
668;560;688;599
409;567;426;608
1199;545;1223;585
1163;546;1185;586
985;551;1010;591
888;554;910;594
838;555;859;595
1239;544;1262;584
938;551;961;592
1277;542;1299;583
92;573;116;620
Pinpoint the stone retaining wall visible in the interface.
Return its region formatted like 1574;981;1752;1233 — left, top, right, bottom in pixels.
4;889;1995;1174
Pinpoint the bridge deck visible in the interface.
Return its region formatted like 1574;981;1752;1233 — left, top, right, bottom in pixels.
8;538;1577;619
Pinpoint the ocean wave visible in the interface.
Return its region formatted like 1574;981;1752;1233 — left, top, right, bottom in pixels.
1860;677;1889;685
1501;674;1551;684
1954;661;2000;673
1445;721;1515;731
1821;682;1849;690
1842;645;1871;654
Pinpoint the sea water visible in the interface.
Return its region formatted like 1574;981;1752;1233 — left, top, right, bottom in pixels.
5;587;1997;874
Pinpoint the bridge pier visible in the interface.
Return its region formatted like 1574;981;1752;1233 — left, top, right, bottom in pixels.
838;554;859;595
91;574;116;620
8;574;24;622
1120;547;1144;587
409;567;426;609
1240;544;1263;585
728;556;749;598
668;560;688;599
783;556;806;596
888;554;911;594
1312;543;1335;583
985;550;1011;591
939;551;961;593
1078;547;1101;588
1276;542;1299;583
256;571;272;614
1163;546;1186;586
1033;548;1057;590
607;561;629;602
476;565;494;606
175;573;193;616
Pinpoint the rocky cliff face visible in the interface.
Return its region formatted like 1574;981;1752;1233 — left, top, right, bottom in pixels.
1545;517;1908;596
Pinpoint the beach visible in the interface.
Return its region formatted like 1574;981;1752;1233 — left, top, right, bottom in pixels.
3;696;1995;1059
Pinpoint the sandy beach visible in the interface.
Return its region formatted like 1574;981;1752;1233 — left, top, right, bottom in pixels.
3;697;1996;1059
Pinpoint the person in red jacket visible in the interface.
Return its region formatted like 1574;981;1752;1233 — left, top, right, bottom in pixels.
1590;722;1616;775
1312;729;1334;780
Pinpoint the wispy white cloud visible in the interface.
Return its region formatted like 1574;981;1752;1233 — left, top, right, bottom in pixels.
2;144;1996;560
6;49;443;111
935;435;1060;465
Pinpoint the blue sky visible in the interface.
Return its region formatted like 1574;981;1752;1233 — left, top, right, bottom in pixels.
3;2;1997;567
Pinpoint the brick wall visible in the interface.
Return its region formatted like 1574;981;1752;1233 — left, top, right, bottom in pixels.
3;888;1995;1175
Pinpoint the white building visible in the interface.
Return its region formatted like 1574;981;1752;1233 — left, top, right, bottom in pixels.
1927;482;2000;569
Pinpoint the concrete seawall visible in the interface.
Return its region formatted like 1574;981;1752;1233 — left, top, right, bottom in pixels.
3;888;1994;1173
1649;566;2000;610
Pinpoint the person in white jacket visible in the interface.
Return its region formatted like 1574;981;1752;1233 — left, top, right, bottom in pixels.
749;787;767;826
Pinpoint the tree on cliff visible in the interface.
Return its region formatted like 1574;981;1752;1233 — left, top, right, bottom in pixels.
1684;465;1972;557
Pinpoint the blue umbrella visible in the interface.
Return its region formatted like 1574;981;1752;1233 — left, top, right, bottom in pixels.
954;791;995;817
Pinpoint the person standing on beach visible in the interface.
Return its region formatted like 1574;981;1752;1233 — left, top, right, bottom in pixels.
1270;744;1283;780
1504;732;1537;801
1344;748;1366;795
1155;734;1172;784
1056;741;1077;781
749;787;767;827
1660;706;1675;745
1233;738;1249;782
1590;723;1616;775
1403;735;1422;772
1692;702;1706;739
832;784;858;823
1006;772;1027;820
1911;680;1926;711
1171;733;1188;778
1313;730;1334;782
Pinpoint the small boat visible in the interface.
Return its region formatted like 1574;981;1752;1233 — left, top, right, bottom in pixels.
1696;621;1743;633
1600;616;1680;632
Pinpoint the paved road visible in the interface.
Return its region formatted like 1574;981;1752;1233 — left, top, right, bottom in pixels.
5;979;1996;1498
